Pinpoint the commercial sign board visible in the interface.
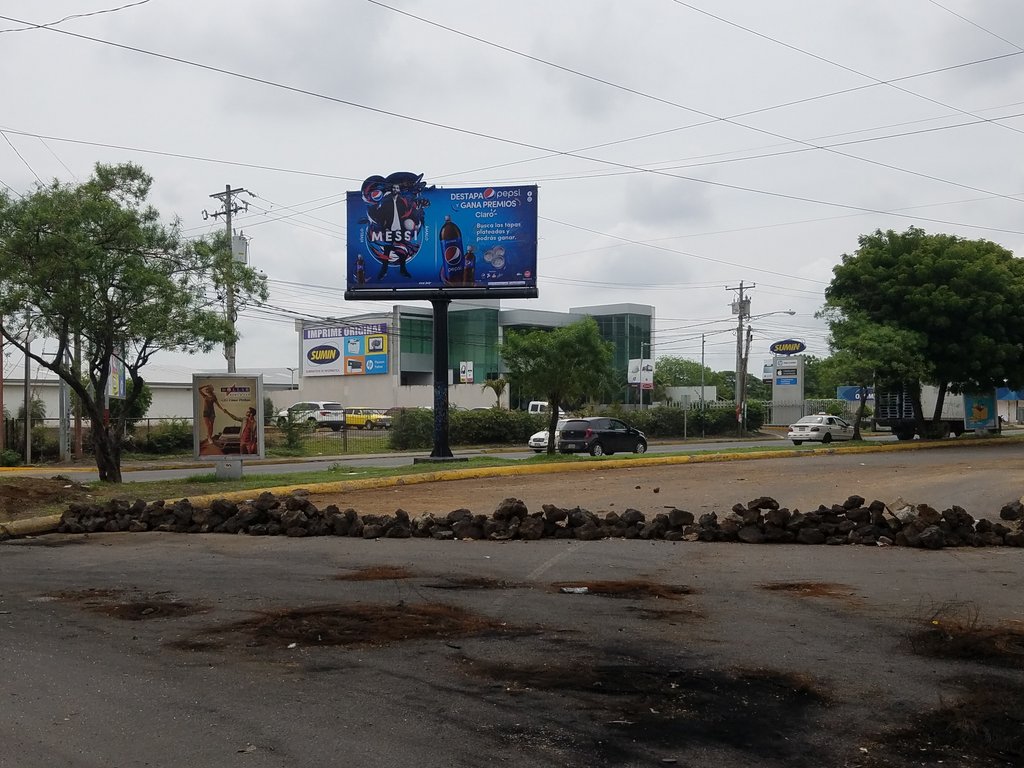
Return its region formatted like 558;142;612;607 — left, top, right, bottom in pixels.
108;355;127;400
345;171;539;300
964;392;997;431
459;361;474;384
302;324;389;378
769;339;806;355
192;374;264;459
628;358;654;390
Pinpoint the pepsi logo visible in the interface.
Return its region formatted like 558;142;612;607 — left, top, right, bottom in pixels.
483;188;495;199
444;245;462;265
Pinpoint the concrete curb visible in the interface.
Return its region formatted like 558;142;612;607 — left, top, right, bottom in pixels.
3;435;1015;539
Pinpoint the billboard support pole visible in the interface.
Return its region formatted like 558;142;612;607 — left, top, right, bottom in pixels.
429;298;454;458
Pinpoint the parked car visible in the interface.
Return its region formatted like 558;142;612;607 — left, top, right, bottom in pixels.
527;400;567;418
787;413;854;445
557;417;647;456
528;419;568;452
275;401;345;431
343;407;392;430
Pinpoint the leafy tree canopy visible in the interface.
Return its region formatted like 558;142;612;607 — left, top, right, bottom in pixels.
825;227;1024;391
0;163;267;481
501;318;614;452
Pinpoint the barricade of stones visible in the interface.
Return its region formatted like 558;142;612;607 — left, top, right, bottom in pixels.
55;492;1024;549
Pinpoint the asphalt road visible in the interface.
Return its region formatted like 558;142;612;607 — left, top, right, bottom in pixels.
32;433;897;483
2;443;1022;767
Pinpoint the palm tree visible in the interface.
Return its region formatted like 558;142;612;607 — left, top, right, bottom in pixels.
481;377;508;408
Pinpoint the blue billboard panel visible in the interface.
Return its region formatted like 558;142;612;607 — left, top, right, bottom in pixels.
345;172;538;300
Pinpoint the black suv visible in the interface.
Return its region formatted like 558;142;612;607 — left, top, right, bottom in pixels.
557;417;647;456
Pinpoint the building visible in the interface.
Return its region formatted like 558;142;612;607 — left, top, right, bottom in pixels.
288;301;655;410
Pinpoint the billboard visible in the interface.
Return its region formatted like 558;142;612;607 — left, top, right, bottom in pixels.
345;171;538;300
964;392;997;431
193;374;264;459
108;355;127;400
628;358;654;390
302;324;389;378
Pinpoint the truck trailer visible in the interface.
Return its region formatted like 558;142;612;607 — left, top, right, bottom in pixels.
874;384;966;440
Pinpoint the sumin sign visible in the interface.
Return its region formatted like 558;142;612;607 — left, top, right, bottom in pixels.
302;324;388;377
345;171;538;300
769;339;806;355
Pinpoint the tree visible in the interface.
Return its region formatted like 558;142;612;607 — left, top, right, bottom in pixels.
501;318;614;454
480;377;507;408
653;356;720;402
825;227;1024;430
819;309;930;439
0;163;267;481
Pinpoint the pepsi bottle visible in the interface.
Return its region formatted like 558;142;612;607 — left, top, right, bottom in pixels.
464;245;476;286
439;215;464;285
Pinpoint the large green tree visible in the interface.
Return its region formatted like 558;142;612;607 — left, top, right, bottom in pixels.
819;310;930;438
501;318;614;453
0;163;267;481
653;356;720;402
825;227;1024;426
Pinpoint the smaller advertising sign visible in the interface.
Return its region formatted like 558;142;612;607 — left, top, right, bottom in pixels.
302;324;389;377
459;361;474;384
627;358;641;385
193;374;264;459
769;339;806;355
964;393;997;431
628;359;654;389
109;355;127;400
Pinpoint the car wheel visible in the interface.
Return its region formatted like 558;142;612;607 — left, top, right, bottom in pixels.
821;433;833;444
366;421;376;429
633;441;647;454
276;417;287;428
330;425;341;432
792;440;802;446
589;442;605;457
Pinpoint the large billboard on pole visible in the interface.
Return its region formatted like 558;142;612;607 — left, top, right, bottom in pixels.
344;172;538;300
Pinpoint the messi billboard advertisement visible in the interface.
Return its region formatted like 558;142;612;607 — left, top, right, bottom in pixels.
345;172;538;300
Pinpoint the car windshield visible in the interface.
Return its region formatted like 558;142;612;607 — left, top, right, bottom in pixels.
563;420;590;430
796;416;825;425
322;403;343;411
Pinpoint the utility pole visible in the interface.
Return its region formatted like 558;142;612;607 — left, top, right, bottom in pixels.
204;185;249;373
727;282;753;436
700;333;705;439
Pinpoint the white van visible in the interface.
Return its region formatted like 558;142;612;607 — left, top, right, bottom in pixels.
528;401;567;417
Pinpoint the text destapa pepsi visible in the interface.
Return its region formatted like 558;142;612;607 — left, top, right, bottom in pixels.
439;215;464;285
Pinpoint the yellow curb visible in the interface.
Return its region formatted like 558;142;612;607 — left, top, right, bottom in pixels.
0;514;63;538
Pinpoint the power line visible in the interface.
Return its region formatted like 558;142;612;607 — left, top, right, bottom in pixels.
6;12;1023;237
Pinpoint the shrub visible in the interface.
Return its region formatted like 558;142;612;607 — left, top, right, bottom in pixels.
389;408;434;450
134;418;193;454
1;449;21;466
450;409;542;446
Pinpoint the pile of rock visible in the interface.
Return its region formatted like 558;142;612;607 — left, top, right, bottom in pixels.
56;492;1023;548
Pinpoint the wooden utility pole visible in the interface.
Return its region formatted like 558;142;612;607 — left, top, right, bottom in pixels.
204;185;248;373
727;282;754;436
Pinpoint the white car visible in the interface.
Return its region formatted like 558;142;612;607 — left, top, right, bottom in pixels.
788;413;854;445
275;401;345;431
528;419;568;452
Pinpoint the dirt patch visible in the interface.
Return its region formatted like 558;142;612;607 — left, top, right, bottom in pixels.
550;580;694;599
910;606;1024;669
466;657;830;765
627;606;705;621
760;581;860;601
172;602;523;650
334;565;413;581
856;676;1024;767
0;476;93;522
425;576;520;590
49;588;207;620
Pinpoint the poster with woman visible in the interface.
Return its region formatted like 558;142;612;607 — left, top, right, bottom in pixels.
192;374;264;459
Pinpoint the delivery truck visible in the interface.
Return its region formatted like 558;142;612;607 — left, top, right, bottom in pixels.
874;384;965;440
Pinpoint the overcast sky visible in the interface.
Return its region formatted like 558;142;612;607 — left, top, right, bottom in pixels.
3;0;1024;382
